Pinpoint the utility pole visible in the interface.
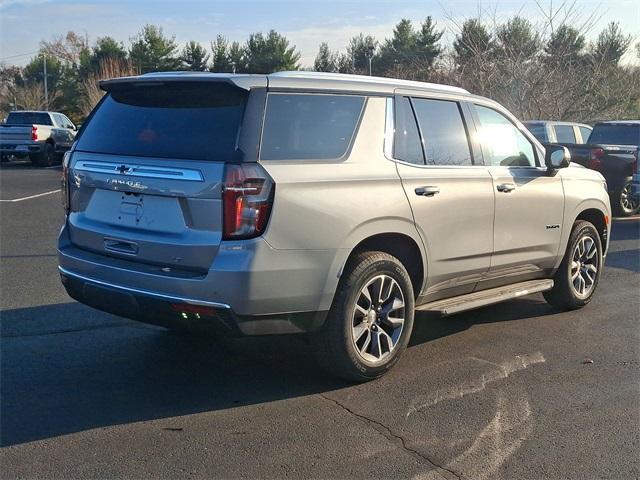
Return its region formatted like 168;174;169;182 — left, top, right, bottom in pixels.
43;53;49;110
366;45;375;76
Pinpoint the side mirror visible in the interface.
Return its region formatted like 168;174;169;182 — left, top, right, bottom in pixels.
545;144;570;170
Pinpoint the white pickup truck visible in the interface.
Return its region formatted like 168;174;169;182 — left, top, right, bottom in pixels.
0;110;77;166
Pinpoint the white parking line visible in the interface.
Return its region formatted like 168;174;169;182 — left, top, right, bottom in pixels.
0;189;60;203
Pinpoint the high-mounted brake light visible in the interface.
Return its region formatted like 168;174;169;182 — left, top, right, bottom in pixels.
31;126;38;141
222;163;274;240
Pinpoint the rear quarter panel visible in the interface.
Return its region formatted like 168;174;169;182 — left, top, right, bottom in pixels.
259;96;425;298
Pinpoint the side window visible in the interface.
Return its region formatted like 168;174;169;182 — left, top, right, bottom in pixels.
524;123;548;142
393;96;424;165
475;105;537;167
52;113;63;127
62;114;75;129
579;126;592;144
260;93;365;161
411;98;472;166
554;125;576;143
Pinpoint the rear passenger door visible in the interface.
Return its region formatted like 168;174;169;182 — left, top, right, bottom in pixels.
471;104;564;282
393;94;494;299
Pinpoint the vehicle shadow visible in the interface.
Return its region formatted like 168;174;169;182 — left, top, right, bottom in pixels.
605;248;640;273
0;296;560;447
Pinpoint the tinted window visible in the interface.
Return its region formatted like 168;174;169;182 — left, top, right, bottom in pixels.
524;123;548;142
52;113;65;128
578;126;592;144
394;96;424;164
554;125;576;143
475;105;536;167
260;94;364;160
6;112;52;125
75;82;246;161
588;124;640;145
412;98;471;166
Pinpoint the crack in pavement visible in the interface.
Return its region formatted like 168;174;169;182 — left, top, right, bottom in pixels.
319;393;462;480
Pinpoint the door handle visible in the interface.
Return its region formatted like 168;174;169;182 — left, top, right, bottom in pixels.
497;183;516;193
415;186;440;197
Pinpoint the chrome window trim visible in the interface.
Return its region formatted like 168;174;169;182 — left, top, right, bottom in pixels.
73;160;204;181
59;266;231;309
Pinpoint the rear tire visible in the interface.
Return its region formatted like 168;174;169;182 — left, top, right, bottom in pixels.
613;180;639;217
313;251;415;382
31;143;55;167
544;220;603;310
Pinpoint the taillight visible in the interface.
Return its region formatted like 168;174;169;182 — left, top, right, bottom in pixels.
588;148;604;170
222;163;274;240
61;151;71;213
31;126;38;141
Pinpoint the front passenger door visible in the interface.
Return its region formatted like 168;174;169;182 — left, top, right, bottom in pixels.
473;104;564;282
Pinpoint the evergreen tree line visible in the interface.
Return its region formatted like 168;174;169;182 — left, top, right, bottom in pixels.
1;17;638;123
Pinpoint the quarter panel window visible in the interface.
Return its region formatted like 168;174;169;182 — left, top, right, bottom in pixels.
393;96;424;165
260;93;365;161
578;126;592;144
554;125;576;143
475;105;536;167
412;98;472;166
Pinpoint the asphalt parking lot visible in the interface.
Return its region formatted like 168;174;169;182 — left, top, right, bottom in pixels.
1;160;639;479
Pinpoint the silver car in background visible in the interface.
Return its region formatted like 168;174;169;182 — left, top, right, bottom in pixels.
58;71;611;381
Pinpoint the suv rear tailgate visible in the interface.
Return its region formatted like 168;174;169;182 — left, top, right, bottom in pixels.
66;80;251;273
68;153;224;272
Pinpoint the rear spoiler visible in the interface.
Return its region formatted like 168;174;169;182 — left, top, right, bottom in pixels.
99;73;267;92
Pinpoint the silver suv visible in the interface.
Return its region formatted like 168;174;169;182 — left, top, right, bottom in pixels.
58;71;611;381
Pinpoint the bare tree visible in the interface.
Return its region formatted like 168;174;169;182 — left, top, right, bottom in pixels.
41;31;90;66
80;57;138;116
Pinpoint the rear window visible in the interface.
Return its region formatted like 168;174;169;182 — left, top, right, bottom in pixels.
6;112;52;125
75;82;247;161
588;124;640;145
260;93;365;160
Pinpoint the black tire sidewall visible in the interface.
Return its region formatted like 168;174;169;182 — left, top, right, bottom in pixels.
617;181;639;216
333;254;415;379
560;222;603;307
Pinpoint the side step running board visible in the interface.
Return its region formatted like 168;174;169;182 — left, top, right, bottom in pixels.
416;279;554;316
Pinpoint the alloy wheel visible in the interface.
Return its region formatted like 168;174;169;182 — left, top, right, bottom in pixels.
620;182;639;214
351;274;405;363
570;235;599;298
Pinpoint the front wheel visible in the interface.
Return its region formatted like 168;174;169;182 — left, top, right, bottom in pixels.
544;220;603;310
313;251;415;382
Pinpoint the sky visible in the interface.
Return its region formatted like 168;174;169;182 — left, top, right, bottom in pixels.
1;0;639;67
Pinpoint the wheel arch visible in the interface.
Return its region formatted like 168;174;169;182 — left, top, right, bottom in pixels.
575;208;609;254
342;232;425;299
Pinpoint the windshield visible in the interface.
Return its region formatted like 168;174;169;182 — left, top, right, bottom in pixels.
6;112;52;125
588;124;639;146
75;82;247;161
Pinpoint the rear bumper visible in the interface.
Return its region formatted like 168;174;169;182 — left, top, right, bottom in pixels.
59;266;244;335
0;141;44;154
58;224;339;335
